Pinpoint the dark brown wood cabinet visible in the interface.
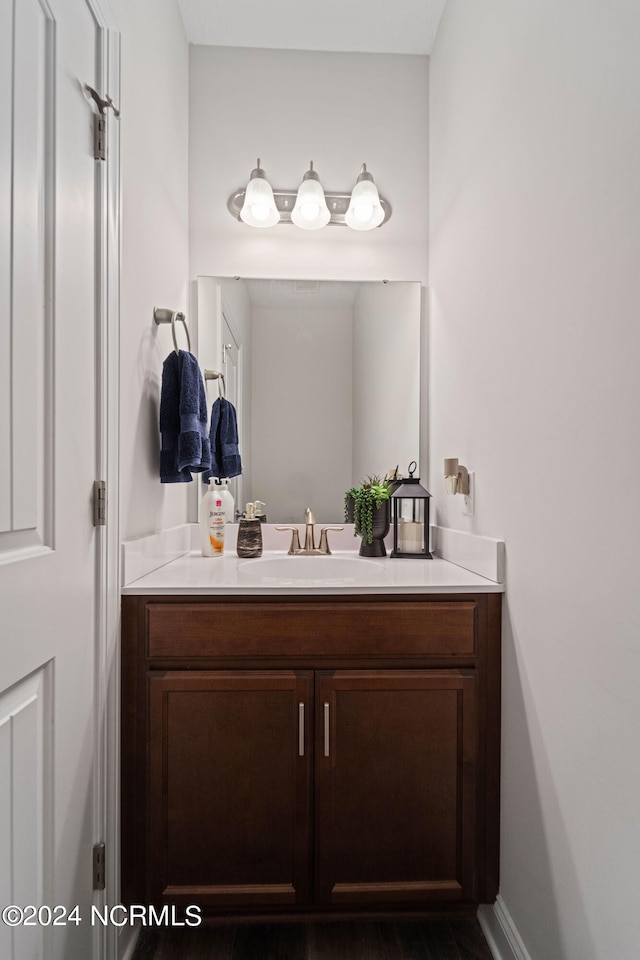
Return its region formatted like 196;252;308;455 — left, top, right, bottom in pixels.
315;670;477;908
148;670;313;909
121;593;501;922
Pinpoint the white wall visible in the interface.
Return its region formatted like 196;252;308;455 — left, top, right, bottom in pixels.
113;0;190;540
189;45;429;284
429;3;640;959
250;305;353;522
352;282;421;483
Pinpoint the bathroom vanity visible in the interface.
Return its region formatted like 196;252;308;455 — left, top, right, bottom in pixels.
121;539;502;922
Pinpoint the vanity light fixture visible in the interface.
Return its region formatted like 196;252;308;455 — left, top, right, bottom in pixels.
228;160;391;230
291;162;331;230
239;160;280;228
444;458;470;495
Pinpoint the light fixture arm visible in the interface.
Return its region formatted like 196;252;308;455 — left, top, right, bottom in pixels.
302;161;319;183
356;162;373;183
248;158;267;181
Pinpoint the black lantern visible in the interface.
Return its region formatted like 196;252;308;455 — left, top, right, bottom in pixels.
390;461;432;559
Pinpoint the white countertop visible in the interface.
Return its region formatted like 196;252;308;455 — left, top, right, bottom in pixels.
121;549;504;596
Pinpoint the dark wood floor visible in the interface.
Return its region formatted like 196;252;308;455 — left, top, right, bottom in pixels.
132;920;494;960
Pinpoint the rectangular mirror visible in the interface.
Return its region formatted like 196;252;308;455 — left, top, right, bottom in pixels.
197;277;422;523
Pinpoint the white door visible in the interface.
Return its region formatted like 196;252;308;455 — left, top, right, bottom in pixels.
0;1;110;958
221;311;243;512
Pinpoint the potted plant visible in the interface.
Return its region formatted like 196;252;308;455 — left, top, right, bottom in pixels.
344;475;392;557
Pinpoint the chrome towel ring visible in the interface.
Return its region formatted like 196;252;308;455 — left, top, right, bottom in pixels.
204;369;226;398
153;306;191;355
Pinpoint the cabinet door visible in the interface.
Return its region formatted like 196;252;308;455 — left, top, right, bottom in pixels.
148;670;313;909
315;670;477;906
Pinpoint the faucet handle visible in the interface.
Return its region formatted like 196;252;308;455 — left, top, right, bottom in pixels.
318;526;344;555
275;526;301;555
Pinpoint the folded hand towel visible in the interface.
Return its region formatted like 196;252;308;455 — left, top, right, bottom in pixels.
204;396;242;481
160;351;212;483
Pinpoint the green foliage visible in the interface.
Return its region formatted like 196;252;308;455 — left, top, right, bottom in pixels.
344;475;391;545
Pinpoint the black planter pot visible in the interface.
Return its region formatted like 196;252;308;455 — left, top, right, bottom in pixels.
358;500;390;557
345;495;355;524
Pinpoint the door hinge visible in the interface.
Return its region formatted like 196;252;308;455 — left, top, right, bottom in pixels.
93;843;106;891
84;85;120;161
94;113;107;161
93;480;107;526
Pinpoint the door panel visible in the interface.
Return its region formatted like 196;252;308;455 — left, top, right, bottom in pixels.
0;667;51;960
148;671;313;909
0;0;52;550
315;670;477;906
0;0;14;532
0;1;103;958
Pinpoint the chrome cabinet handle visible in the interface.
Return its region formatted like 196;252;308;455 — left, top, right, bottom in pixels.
324;702;330;757
298;702;305;757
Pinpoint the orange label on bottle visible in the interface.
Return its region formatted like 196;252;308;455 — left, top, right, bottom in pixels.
210;533;224;550
210;516;225;554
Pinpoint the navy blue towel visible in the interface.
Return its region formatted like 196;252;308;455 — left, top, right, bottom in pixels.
160;350;212;482
204;396;242;481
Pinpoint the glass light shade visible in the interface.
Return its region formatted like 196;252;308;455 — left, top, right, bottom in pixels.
445;475;459;495
291;175;330;230
240;174;280;228
345;177;385;231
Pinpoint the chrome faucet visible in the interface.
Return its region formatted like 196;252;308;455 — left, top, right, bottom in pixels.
277;507;344;556
303;507;316;552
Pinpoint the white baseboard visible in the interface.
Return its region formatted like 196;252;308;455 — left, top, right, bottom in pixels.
478;897;533;960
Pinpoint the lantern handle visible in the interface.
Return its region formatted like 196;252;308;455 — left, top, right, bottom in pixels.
408;460;417;477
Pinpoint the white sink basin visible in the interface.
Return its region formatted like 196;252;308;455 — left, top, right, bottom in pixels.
238;554;385;583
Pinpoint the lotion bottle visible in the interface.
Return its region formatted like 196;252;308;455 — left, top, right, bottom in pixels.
215;478;235;523
200;481;225;557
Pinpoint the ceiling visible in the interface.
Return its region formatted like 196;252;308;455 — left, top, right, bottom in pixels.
177;0;447;56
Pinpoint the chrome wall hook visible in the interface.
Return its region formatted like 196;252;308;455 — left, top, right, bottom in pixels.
84;84;120;117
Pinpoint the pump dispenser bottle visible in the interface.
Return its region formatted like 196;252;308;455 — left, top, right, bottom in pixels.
200;480;225;557
236;502;263;559
215;478;235;523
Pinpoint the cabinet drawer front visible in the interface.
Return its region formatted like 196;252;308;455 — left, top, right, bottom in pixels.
145;601;477;659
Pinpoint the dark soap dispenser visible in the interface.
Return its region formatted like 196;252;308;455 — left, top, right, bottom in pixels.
236;502;263;558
